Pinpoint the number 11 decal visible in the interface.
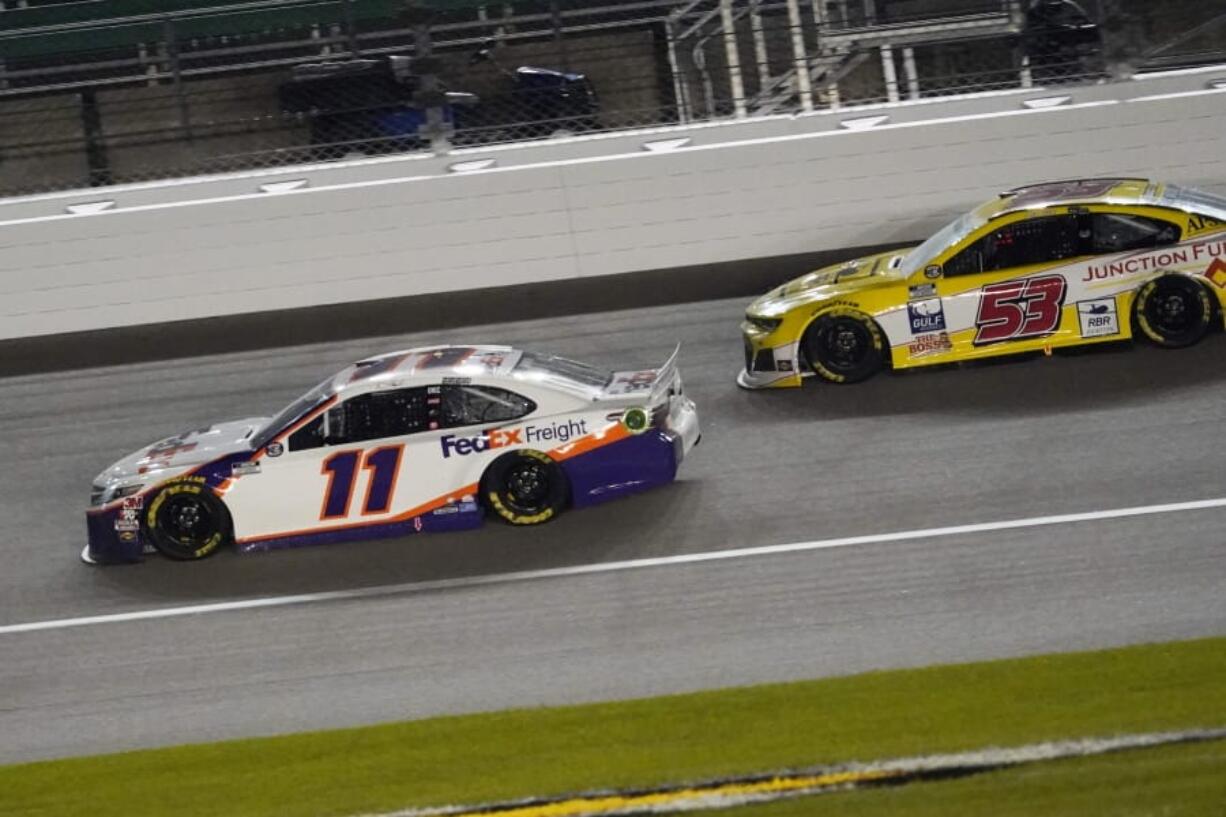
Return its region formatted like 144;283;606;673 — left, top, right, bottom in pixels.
320;445;404;520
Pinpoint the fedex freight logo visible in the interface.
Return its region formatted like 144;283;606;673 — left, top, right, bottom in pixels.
440;419;589;458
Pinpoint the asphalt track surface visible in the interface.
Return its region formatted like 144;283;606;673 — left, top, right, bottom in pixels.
2;298;1225;763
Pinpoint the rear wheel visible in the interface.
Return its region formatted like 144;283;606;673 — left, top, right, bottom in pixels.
1133;276;1213;349
145;480;231;560
803;310;886;384
483;450;568;525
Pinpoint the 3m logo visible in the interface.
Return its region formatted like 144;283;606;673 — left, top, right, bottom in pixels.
1207;258;1226;289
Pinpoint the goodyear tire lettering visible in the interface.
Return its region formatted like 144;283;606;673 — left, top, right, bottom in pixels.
482;451;568;527
144;478;231;561
803;308;886;385
1133;275;1212;349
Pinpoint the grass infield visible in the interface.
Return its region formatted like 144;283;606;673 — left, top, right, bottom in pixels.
3;637;1225;817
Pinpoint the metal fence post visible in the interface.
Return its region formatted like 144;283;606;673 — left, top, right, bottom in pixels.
749;0;770;92
412;22;452;155
665;17;692;124
720;0;746;118
549;0;570;72
880;43;898;102
787;0;814;112
163;18;192;138
342;0;360;56
80;89;113;187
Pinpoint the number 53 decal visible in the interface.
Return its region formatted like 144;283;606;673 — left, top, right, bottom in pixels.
974;274;1067;345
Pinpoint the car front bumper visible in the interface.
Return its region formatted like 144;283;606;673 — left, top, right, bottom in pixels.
83;504;148;565
738;328;804;389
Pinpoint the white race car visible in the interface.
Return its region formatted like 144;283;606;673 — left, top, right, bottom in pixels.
85;345;700;563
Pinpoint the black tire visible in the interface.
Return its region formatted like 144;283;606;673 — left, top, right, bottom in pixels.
144;480;231;561
1133;276;1213;349
482;450;569;526
802;309;886;384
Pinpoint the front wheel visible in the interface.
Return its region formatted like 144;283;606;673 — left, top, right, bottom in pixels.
483;450;568;525
802;310;886;384
145;480;231;560
1133;276;1213;349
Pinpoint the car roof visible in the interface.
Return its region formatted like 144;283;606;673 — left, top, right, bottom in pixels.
331;345;521;391
978;177;1160;221
327;344;606;400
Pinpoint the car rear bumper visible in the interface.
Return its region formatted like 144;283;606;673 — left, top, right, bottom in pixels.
668;395;700;464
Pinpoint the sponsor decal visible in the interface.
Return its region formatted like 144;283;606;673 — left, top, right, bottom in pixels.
432;505;460;515
441;377;472;386
1207;258;1226;289
265;442;284;458
777;360;794;372
440;419;589;458
1008;179;1117;208
907;298;947;334
1076;298;1120;338
348;352;411;383
137;436;199;475
1082;240;1226;282
231;461;261;476
1187;213;1225;236
924;265;941;279
417;347;476;369
118;531;138;542
907;332;952;357
121;495;144;510
473;351;511;371
114;506;141;532
909;284;937;299
610;371;656;393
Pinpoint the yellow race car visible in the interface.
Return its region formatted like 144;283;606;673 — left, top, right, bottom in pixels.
739;178;1226;388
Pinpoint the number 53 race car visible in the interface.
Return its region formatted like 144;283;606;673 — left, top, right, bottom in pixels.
740;178;1226;387
85;345;700;563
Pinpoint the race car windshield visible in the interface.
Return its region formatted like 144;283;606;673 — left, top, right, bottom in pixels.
252;377;336;449
516;352;612;388
898;211;985;277
1159;185;1226;222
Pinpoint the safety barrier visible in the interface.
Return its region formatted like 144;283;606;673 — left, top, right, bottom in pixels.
1;65;1225;341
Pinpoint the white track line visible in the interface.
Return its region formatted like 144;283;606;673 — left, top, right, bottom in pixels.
4;496;1226;636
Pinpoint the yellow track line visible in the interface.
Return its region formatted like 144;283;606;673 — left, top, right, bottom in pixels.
443;769;902;817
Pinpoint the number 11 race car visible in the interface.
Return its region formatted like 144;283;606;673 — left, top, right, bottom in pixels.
85;345;700;564
740;178;1226;387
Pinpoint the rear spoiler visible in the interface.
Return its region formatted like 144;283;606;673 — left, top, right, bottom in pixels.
650;343;681;403
605;344;681;401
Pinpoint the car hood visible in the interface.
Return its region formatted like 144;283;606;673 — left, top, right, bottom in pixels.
748;248;914;317
96;417;270;488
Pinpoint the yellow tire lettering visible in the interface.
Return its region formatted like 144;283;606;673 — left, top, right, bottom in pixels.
807;308;881;383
